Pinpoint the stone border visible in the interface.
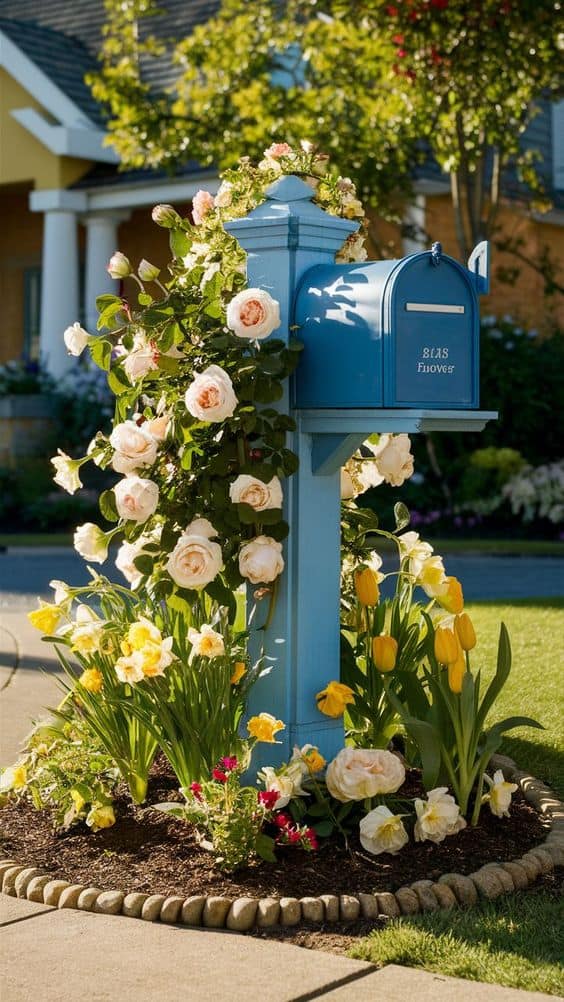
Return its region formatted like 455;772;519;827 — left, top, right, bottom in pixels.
1;756;562;932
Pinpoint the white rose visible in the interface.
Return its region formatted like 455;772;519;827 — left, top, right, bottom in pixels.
226;288;281;340
185;517;218;539
238;535;284;584
486;769;518;818
414;787;467;843
124;333;159;382
166;526;223;589
51;450;82;495
229;475;283;512
214;181;233;208
369;434;414;487
145;414;170;441
63;322;90;356
325;748;406;803
187;624;225;659
185;364;238;422
114;476;159;524
359;806;409;856
115;529;160;589
110;420;159;474
259;762;309;809
73;523;109;564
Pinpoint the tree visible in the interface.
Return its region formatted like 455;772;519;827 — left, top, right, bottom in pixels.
90;0;563;264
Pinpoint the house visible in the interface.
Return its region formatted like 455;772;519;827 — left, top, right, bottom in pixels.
0;0;563;379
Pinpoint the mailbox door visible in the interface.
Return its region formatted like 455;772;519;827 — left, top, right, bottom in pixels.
383;255;479;409
294;262;395;408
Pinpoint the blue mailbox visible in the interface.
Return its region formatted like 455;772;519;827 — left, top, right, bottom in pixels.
294;241;489;410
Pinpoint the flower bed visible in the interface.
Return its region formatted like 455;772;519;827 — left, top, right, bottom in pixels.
1;758;562;930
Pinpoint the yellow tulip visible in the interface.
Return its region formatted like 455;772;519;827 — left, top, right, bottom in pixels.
372;635;398;672
455;612;476;651
448;650;466;693
316;681;355;718
437;576;464;615
78;668;104;694
354;567;380;607
27;605;61;634
247;712;285;743
434;627;459;665
230;661;247;685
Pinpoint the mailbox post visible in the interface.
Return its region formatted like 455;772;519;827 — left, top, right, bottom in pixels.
226;176;496;769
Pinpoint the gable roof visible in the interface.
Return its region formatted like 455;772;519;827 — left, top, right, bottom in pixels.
0;16;104;126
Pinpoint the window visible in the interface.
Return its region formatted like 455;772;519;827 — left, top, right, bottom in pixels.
23;267;41;360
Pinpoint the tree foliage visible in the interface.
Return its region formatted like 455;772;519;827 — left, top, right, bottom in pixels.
89;0;563;255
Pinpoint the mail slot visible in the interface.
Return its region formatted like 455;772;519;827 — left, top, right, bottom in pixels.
293;243;487;410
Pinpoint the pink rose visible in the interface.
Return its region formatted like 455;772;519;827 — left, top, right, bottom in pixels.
226;289;281;340
192;190;215;225
264;143;293;159
185;365;238;422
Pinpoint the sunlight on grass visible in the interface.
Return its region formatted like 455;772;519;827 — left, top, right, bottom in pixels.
351;887;564;996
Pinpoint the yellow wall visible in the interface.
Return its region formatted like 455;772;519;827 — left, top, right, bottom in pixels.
0;69;93;189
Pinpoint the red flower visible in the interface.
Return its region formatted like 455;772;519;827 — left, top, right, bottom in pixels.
212;768;228;783
392;33;404;44
221;756;238;771
430;0;449;7
397;48;407;58
258;790;280;810
190;782;203;802
285;826;302;844
273;811;292;829
386;4;399;14
305;827;319;850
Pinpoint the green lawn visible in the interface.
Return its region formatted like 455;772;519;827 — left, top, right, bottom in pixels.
350;599;564;994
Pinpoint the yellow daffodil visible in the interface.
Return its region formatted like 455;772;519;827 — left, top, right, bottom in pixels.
127;617;162;651
0;763;27;793
455;612;476;651
372;635;398;672
79;668;104;694
316;681;355;718
230;661;246;684
247;712;285;743
27;604;61;634
354;567;380;607
86;804;116;831
70;788;87;812
437;576;464;615
301;746;326;773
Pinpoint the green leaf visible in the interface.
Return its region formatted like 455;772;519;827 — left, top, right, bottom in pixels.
108;366;131;395
138;292;153;306
394;502;411;532
89;338;113;372
255;832;276;863
96;293;122;312
99;489;118;523
170;228;190;258
153;802;187;819
133;554;154;575
237;502;259;524
312;819;334;837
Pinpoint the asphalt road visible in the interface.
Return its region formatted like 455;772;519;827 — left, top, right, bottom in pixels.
0;547;562;610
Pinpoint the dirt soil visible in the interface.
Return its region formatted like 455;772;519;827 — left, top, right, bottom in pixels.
0;757;549;910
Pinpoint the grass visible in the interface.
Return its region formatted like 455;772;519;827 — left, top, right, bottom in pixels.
351;885;564;996
350;599;564;993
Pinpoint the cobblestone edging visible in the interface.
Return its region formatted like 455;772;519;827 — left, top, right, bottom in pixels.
1;756;563;932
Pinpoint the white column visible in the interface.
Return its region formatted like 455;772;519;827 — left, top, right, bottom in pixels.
402;194;427;255
30;189;87;379
38;208;80;378
83;212;129;332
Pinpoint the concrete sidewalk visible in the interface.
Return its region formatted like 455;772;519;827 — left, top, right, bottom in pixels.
0;609;559;1002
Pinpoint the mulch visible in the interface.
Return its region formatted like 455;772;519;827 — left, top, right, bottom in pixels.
0;757;549;902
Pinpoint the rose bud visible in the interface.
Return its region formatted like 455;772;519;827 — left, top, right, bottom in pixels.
107;251;132;279
138;259;161;282
151;203;180;228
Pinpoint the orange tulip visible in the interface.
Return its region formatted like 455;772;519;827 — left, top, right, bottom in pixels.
448;649;466;693
437;577;464;615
